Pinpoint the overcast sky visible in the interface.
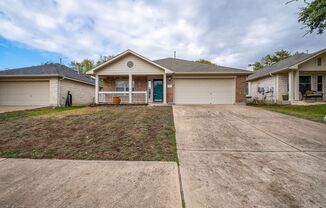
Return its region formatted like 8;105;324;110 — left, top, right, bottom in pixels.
0;0;325;69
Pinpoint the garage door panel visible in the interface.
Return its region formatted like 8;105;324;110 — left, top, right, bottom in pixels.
174;79;235;104
0;81;49;106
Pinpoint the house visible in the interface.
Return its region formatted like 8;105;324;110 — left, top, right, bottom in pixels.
247;48;326;103
87;49;252;105
0;64;95;106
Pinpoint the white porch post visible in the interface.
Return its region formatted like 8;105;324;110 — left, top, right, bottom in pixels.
288;71;294;102
163;73;167;104
95;75;99;104
294;70;300;101
129;74;132;104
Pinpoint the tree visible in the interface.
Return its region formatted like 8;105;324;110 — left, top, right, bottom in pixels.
96;55;115;66
70;59;94;74
253;62;264;71
196;59;215;65
70;55;114;74
288;0;326;34
253;50;292;70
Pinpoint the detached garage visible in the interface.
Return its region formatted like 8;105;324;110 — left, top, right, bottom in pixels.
0;64;95;106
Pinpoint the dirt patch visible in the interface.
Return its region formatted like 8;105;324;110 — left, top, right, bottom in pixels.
0;106;177;161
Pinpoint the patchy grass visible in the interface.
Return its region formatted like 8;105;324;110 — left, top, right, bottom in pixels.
0;107;83;122
251;104;326;123
0;106;177;161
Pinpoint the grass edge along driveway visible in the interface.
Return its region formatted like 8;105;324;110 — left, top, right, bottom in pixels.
250;104;326;124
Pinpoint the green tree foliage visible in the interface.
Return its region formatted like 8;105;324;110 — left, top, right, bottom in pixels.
70;55;114;74
253;50;292;70
289;0;326;34
196;59;215;65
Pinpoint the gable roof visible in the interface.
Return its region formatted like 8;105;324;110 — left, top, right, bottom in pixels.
87;49;173;75
0;64;95;85
247;48;326;81
154;58;252;74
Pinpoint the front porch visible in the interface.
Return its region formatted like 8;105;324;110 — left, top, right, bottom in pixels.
95;74;167;104
287;70;326;103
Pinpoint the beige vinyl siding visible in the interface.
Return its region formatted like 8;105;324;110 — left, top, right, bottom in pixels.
0;81;49;106
97;54;164;75
59;79;94;106
174;78;235;104
299;53;326;72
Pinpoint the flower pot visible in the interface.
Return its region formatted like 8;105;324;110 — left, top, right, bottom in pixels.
112;96;121;104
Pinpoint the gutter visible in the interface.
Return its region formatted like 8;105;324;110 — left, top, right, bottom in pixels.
0;74;59;78
0;74;95;86
173;71;253;75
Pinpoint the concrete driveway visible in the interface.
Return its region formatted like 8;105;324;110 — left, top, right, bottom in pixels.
174;105;326;208
0;105;45;113
0;159;182;208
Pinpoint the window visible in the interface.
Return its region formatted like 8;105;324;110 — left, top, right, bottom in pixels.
246;82;249;96
115;80;135;92
317;57;322;66
299;76;311;94
318;75;323;92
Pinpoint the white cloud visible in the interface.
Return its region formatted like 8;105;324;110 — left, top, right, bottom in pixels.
0;0;325;68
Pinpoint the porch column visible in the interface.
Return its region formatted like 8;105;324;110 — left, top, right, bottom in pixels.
288;71;294;102
294;70;300;101
95;75;99;104
129;74;132;103
163;73;167;104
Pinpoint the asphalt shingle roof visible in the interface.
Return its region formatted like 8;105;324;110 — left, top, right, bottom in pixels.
0;63;95;85
247;48;326;81
154;58;251;74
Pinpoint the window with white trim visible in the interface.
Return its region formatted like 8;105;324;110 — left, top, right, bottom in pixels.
115;80;135;92
246;82;250;96
317;75;323;92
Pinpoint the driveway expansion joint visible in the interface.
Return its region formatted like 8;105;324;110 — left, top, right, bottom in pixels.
225;112;326;161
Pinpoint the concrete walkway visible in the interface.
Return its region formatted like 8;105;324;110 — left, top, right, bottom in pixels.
0;159;182;208
173;105;326;208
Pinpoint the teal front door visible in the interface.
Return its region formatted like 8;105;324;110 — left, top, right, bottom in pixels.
153;79;163;102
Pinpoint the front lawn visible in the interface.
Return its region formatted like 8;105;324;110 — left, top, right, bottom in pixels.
252;104;326;123
0;106;177;161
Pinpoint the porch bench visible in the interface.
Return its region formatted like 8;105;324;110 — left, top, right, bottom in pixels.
302;91;323;101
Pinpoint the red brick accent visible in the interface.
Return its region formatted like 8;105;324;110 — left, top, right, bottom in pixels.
134;76;147;91
102;76;148;91
166;76;174;103
235;75;247;103
102;77;116;91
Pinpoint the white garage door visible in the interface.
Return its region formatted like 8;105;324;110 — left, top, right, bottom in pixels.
0;81;49;106
174;78;235;104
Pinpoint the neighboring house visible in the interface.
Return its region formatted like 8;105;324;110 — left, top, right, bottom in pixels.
0;64;95;106
247;48;326;103
87;49;252;105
